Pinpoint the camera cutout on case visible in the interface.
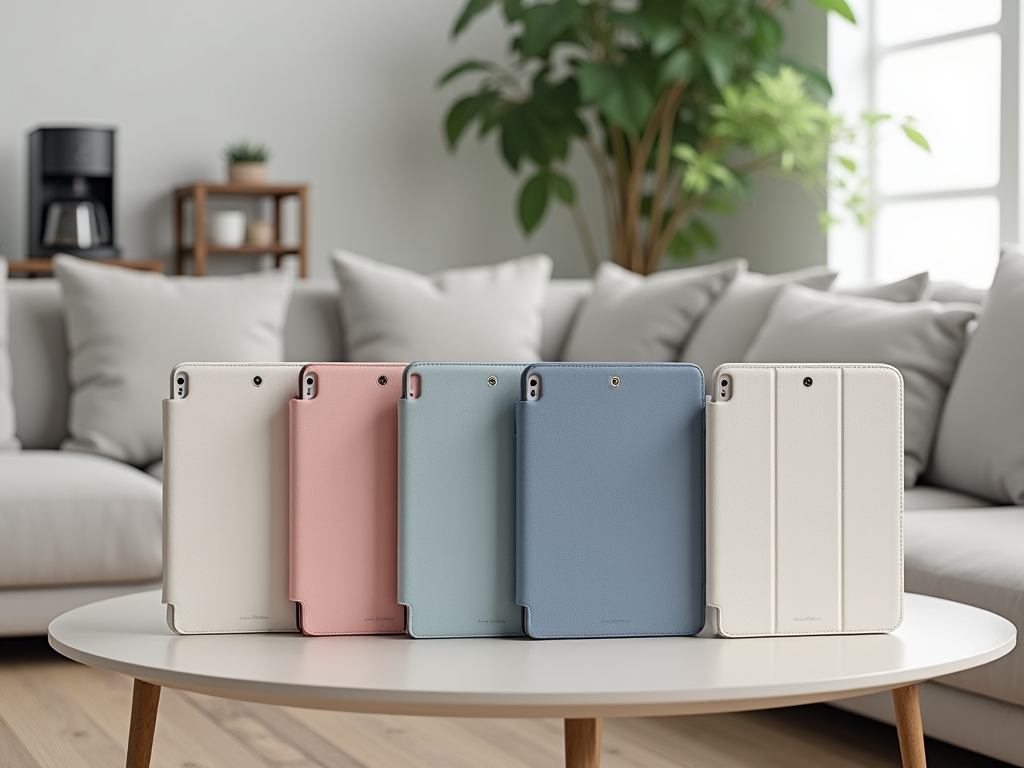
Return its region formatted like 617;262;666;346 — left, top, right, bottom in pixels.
718;374;732;401
378;375;389;387
610;376;620;388
174;371;189;399
408;373;422;400
253;375;263;388
526;373;541;401
302;371;318;400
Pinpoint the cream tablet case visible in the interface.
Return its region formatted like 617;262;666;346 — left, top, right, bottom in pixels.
706;364;904;637
163;363;302;634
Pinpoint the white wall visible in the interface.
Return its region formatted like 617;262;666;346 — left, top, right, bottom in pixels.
0;0;603;278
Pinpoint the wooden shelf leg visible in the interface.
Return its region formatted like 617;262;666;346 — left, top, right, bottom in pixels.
126;679;161;768
565;718;602;768
892;684;927;768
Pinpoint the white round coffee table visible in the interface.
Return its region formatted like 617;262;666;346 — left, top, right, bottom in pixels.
49;590;1014;768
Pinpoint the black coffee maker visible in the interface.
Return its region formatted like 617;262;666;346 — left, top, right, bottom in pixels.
28;126;120;259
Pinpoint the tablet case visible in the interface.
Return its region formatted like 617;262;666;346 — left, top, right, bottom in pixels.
398;362;526;638
515;363;707;638
289;363;406;635
163;362;302;634
706;363;904;637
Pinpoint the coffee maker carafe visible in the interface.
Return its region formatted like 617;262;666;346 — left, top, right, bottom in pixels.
28;127;120;259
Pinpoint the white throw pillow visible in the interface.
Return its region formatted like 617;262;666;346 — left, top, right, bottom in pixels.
331;250;552;362
744;285;977;486
55;256;292;466
836;272;929;302
562;259;743;363
927;251;1024;503
681;266;837;390
0;258;17;450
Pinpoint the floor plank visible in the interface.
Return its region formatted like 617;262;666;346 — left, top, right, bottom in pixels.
0;636;1013;768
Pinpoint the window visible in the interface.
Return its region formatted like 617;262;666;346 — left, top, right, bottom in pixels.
828;0;1017;288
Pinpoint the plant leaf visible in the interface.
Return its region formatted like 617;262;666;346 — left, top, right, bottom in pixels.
651;27;682;56
578;62;654;134
701;34;735;91
806;0;856;23
519;172;551;233
452;0;497;37
517;0;584;58
548;171;576;204
445;93;495;148
667;231;695;260
837;156;856;172
438;60;493;87
902;124;931;151
658;49;698;87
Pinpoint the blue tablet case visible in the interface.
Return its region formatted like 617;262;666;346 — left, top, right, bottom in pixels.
398;363;527;638
515;363;706;638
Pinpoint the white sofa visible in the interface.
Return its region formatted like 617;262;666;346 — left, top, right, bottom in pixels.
1;275;1021;765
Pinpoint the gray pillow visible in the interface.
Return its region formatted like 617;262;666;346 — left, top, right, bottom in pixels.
927;252;1024;503
563;259;743;363
0;258;18;450
836;272;929;302
681;266;837;391
55;256;292;466
331;250;552;362
744;285;977;486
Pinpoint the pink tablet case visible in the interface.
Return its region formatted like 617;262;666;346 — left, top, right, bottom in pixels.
289;363;406;635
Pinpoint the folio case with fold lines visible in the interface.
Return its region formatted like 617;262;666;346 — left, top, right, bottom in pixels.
706;363;904;638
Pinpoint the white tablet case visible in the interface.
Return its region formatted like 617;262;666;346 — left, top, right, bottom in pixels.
163;363;302;634
707;364;904;637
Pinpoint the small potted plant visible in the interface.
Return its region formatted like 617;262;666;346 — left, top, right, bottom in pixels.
224;140;270;184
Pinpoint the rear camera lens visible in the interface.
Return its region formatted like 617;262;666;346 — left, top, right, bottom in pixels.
177;377;184;385
306;377;313;385
253;376;263;387
378;375;388;386
803;377;813;387
721;379;727;387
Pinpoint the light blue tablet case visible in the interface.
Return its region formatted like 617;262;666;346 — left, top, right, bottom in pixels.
398;363;527;638
515;363;706;638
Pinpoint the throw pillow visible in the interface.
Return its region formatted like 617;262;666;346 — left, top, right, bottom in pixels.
562;259;744;363
331;250;552;362
681;266;837;391
927;252;1024;503
55;256;292;466
744;285;977;486
836;272;929;302
0;258;18;450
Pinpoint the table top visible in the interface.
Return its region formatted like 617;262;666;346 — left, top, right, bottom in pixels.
48;591;1015;718
175;182;307;196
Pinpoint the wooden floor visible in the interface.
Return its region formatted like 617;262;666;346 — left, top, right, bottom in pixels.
0;637;1011;768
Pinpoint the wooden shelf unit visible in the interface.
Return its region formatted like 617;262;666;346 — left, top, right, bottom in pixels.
174;182;308;277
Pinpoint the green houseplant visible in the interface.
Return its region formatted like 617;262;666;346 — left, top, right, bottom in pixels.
225;140;271;185
441;0;926;274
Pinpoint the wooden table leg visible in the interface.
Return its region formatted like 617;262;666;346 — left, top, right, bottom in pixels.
126;679;161;768
892;684;926;768
565;718;602;768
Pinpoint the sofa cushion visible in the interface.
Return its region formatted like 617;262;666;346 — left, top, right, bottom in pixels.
0;258;17;450
55;256;292;467
681;266;837;392
836;272;929;302
332;250;552;362
904;507;1024;708
0;450;162;588
927;251;1024;504
542;279;591;361
744;285;976;486
563;259;743;363
283;279;344;363
905;485;993;511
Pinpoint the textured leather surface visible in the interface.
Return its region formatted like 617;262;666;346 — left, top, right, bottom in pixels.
707;363;904;637
163;363;301;634
516;363;706;638
398;363;526;638
289;363;406;635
